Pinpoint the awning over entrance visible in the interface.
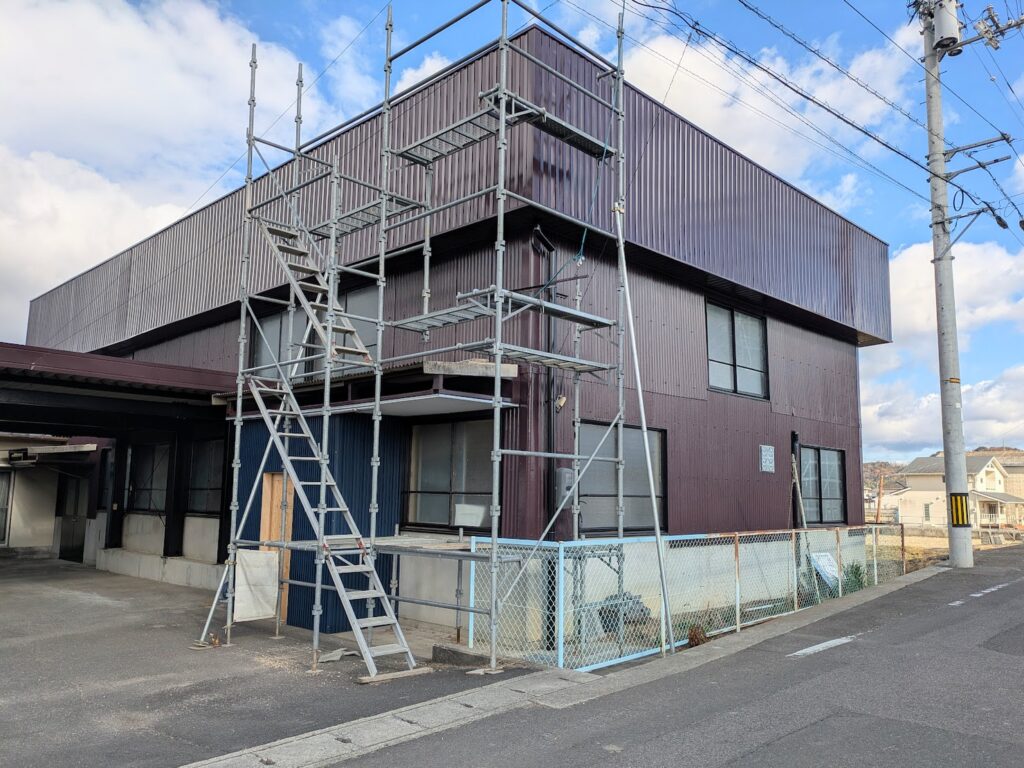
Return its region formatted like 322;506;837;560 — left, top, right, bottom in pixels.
0;342;233;435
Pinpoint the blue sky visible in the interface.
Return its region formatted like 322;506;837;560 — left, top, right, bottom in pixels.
1;0;1022;461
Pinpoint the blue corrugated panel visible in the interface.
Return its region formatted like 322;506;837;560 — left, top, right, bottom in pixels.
238;414;409;633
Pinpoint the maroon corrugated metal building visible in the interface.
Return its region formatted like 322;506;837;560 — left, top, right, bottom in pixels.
24;27;890;559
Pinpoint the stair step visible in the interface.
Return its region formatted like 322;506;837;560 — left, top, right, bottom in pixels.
367;643;409;658
279;243;310;257
286;261;319;274
345;589;384;601
334;563;374;575
324;534;359;546
266;224;298;240
358;615;397;629
332;346;370;357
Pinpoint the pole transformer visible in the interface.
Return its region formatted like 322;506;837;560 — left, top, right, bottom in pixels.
919;1;974;567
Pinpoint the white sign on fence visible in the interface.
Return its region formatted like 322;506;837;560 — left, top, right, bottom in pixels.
759;444;776;473
808;552;839;590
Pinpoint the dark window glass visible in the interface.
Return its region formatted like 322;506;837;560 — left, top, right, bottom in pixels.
579;424;666;533
407;420;491;529
96;449;113;510
128;443;170;514
188;439;224;515
0;470;10;544
800;447;845;524
706;304;768;398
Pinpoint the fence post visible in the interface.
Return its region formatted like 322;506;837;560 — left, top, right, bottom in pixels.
468;537;476;649
791;529;799;611
556;542;565;669
835;528;843;597
734;533;741;632
901;524;907;575
872;526;879;586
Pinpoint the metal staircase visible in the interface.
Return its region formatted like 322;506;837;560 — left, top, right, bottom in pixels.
198;0;672;677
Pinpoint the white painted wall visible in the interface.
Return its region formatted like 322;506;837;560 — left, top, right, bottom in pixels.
396;531;464;629
83;512;107;566
7;468;58;549
122;513;165;555
183;515;219;564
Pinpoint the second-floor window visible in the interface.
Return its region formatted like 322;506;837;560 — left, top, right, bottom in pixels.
706;304;768;398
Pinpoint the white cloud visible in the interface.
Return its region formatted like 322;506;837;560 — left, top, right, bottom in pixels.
0;0;383;343
861;365;1024;459
861;239;1024;458
621;23;920;185
394;52;452;94
0;148;181;343
804;173;865;214
316;15;382;126
888;240;1024;362
0;0;330;195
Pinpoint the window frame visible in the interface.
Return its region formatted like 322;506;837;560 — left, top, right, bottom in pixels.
127;442;171;515
404;416;493;532
799;445;847;525
186;438;225;517
577;421;668;535
0;469;11;544
705;302;769;399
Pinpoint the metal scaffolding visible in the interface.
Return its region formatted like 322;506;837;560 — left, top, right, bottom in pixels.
196;0;673;677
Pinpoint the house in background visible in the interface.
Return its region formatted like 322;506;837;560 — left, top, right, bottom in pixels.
5;25;891;634
864;477;907;524
895;455;1024;529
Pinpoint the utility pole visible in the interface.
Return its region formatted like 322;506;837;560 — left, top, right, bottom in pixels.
916;1;1024;567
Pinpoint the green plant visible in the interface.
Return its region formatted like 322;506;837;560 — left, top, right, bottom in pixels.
842;561;866;594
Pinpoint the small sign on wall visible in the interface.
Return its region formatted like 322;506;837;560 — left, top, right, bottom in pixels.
759;444;776;473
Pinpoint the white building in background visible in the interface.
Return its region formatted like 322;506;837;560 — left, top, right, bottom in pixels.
894;455;1024;529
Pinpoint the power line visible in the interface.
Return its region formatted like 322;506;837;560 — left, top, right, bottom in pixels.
631;0;1002;214
733;0;951;148
840;0;1019;145
561;0;932;203
178;4;391;220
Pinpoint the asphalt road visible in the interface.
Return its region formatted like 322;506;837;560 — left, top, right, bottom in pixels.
351;546;1024;768
0;558;521;768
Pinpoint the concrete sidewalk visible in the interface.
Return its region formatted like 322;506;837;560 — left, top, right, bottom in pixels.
0;559;523;768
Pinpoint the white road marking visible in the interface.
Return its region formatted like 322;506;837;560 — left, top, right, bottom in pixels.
788;636;856;657
950;582;1014;606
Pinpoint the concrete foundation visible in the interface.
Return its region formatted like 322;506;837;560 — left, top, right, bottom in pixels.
96;547;221;591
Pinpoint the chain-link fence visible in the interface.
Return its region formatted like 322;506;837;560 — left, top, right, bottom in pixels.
468;524;905;671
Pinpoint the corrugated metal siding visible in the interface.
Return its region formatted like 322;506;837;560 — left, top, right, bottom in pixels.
27;42;533;353
28;28;888;354
129;318;239;370
521;28;890;344
544;255;863;537
237;415;408;633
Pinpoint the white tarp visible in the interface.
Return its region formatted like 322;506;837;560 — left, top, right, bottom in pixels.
234;549;278;622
